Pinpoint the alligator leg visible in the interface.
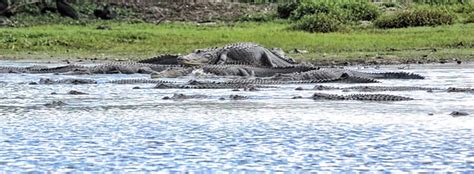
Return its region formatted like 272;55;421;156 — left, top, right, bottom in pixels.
237;67;251;76
260;52;274;67
216;51;228;64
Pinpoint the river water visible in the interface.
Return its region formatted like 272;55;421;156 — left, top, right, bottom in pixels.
0;61;473;172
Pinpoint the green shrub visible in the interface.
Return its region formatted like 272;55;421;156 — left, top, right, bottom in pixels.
290;1;336;21
464;13;474;24
374;7;455;28
277;1;299;19
293;13;343;33
340;1;380;21
452;3;474;14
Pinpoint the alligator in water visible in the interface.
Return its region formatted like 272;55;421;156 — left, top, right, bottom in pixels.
177;42;297;67
36;78;97;85
30;78;176;85
271;69;424;82
154;82;277;90
310;93;414;101
308;85;443;92
138;54;181;65
200;64;318;77
148;64;319;78
0;62;182;74
295;85;474;93
162;93;208;100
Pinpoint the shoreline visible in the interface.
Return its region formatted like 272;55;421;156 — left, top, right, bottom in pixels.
0;55;471;67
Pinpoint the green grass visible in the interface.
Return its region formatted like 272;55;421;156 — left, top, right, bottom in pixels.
0;21;472;62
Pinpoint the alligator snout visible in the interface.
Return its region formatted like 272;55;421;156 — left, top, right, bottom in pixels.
176;55;206;66
176;56;188;64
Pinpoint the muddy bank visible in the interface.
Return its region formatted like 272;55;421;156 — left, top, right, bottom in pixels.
136;2;275;22
307;57;466;67
0;55;469;68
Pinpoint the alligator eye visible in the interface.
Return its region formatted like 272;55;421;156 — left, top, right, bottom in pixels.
196;49;201;53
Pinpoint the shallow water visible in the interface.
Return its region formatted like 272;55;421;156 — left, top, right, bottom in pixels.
0;61;473;172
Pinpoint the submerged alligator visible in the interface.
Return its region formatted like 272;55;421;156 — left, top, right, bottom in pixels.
0;62;182;74
310;93;414;101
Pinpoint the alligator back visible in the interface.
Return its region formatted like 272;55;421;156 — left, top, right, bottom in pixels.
223;43;295;67
138;54;180;65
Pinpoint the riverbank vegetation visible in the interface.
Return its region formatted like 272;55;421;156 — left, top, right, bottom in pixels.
0;1;472;63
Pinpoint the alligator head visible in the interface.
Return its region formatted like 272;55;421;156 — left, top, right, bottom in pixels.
177;49;217;66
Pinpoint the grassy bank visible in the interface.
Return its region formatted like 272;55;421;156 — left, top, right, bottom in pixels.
0;22;473;63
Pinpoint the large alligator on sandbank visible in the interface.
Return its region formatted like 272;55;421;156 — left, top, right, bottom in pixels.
177;42;297;67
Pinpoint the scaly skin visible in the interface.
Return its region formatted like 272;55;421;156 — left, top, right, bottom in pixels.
162;93;208;100
201;64;318;77
107;79;176;84
155;82;277;89
0;66;29;73
138;54;181;65
37;78;97;85
311;93;414;101
151;67;197;78
271;69;343;81
177;42;297;67
345;70;425;79
187;79;337;85
30;65;87;74
271;69;422;82
447;87;474;93
311;85;442;92
0;62;183;74
32;78;175;85
270;69;378;83
88;62;181;74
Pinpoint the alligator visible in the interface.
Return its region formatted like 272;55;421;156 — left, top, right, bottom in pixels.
298;85;472;93
447;87;474;93
0;62;182;74
177;42;297;68
186;75;375;86
78;62;181;74
154;82;277;89
150;67;197;78
107;79;176;84
271;69;424;82
270;69;379;83
311;93;414;101
44;101;68;107
201;64;318;77
36;78;97;85
67;90;88;95
162;93;249;100
450;111;470;117
186;79;322;85
308;85;443;92
228;95;248;100
138;54;181;65
162;93;208;100
345;70;425;79
0;65;53;73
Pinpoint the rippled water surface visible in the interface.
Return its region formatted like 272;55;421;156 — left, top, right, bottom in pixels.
0;61;473;172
